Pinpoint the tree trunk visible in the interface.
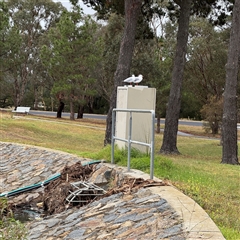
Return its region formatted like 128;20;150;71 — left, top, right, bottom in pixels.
104;0;142;145
77;105;84;119
34;87;38;110
160;0;191;154
87;98;94;113
13;65;29;108
156;114;160;134
221;0;240;165
70;100;75;120
57;100;64;118
14;79;22;108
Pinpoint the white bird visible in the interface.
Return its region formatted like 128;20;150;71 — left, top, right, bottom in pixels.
133;74;143;85
123;74;135;84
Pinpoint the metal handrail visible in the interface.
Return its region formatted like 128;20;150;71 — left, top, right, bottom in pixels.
111;108;155;179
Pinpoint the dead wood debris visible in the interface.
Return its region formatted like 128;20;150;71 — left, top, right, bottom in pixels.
102;177;169;198
18;162;169;216
43;161;97;214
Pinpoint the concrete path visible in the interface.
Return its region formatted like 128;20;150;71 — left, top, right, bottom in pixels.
0;142;225;239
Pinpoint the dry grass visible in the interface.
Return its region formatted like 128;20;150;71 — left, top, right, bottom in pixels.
1;110;239;239
0;111;105;154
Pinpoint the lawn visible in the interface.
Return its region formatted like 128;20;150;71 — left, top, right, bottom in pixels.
0;110;239;239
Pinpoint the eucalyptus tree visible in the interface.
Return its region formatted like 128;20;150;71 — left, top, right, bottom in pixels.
41;5;102;120
184;17;228;133
0;0;8;30
79;0;164;144
95;11;164;105
103;0;143;145
0;0;9;74
152;18;178;132
3;0;64;108
186;18;227;103
131;34;168;133
221;0;240;165
0;1;22;106
93;13;124;105
159;0;192;154
80;0;233;149
97;8;166;131
160;0;234;154
93;10;167;122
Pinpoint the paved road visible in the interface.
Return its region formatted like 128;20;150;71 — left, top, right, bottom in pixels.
29;110;203;127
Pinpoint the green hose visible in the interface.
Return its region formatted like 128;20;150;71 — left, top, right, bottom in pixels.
0;160;102;198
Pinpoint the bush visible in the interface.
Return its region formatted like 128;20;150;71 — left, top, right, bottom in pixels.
200;96;223;135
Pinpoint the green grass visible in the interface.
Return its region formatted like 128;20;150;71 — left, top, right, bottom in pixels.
0;198;27;239
89;144;240;240
0;111;239;239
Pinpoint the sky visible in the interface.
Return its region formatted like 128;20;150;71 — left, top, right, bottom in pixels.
53;0;95;15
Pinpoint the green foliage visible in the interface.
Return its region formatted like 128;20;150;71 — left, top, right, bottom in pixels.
219;226;240;240
183;17;228;120
1;0;65;107
0;1;21;72
0;1;9;32
181;90;202;119
81;0;165;30
81;0;124;19
185;17;227;103
0;198;27;240
41;8;103;118
0;0;22;105
115;148;151;171
84;145;151;171
115;147;147;159
92;13;123;103
158;157;174;171
167;0;233;26
151;20;176;118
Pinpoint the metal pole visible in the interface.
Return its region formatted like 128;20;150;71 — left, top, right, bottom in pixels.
111;110;115;164
127;112;132;171
150;110;155;179
111;108;155;179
